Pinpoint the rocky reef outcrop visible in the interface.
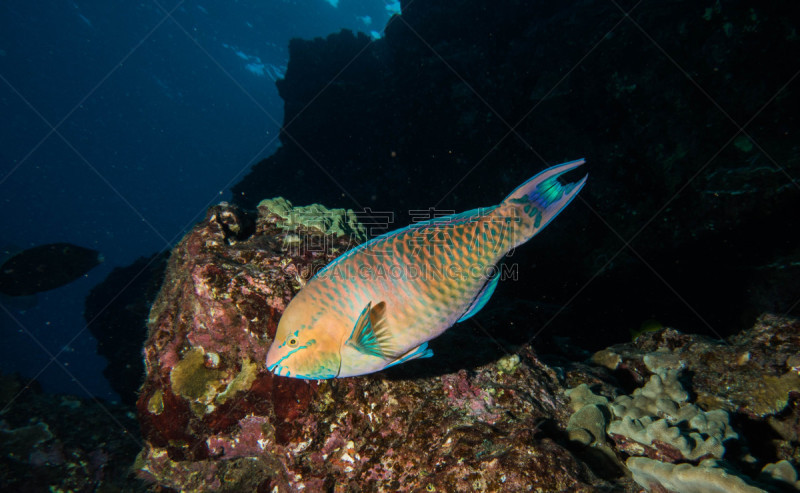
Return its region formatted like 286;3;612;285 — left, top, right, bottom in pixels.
134;201;599;491
134;199;800;492
0;372;145;491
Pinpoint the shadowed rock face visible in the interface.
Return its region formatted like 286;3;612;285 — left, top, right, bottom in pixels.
232;0;800;348
85;252;169;405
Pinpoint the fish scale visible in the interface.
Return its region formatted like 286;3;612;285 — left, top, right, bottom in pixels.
266;159;587;379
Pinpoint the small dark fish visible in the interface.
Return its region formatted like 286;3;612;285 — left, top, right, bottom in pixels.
0;243;103;296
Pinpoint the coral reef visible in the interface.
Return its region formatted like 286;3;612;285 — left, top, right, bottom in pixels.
761;460;800;490
590;315;800;420
563;316;800;492
627;457;765;493
0;372;146;491
135;200;604;491
607;366;737;462
134;193;800;492
83;1;800;484
565;384;611;447
567;367;740;464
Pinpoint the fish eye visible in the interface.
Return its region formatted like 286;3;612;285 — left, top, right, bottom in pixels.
288;338;298;347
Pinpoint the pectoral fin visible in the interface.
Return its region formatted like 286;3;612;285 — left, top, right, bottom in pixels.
345;301;394;358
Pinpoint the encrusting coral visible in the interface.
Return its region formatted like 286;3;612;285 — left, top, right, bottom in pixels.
590;318;800;419
257;197;367;241
565;384;610;447
565;341;800;493
626;457;766;493
567;363;738;464
760;460;800;490
607;365;738;462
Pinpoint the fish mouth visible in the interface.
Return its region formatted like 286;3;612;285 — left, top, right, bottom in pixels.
267;362;288;376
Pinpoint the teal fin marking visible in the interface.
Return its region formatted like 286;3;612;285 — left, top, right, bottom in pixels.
345;301;393;358
385;342;434;368
502;159;585;205
533;177;565;208
457;273;500;323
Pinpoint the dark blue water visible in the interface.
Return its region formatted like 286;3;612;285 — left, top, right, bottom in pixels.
0;0;399;401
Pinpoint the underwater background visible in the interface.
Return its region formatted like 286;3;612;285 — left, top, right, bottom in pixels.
1;0;398;400
1;0;799;491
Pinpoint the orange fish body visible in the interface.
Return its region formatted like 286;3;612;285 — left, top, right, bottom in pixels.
267;159;587;379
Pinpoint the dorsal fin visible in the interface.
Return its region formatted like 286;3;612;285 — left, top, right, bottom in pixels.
345;301;394;358
457;274;500;323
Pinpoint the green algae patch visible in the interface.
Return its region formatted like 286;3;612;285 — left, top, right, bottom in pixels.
147;389;165;415
258;197;367;241
170;348;224;415
258;197;293;218
216;357;258;405
750;372;800;416
496;354;520;374
168;349;260;415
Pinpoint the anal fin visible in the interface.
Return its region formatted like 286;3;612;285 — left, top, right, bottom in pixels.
385;342;433;369
457;273;499;323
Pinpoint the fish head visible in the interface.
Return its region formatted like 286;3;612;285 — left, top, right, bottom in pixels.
266;300;343;379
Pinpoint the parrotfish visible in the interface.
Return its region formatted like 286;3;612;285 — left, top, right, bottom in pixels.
266;159;587;379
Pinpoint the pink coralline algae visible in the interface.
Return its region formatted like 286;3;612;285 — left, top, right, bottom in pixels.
441;370;502;424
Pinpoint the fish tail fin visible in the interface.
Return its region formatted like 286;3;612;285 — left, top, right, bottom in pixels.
497;159;587;248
